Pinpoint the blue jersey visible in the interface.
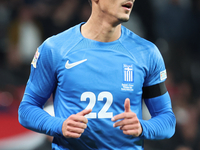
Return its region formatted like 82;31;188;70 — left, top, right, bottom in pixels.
18;23;176;150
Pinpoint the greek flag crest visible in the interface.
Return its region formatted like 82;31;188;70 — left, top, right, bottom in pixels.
123;64;134;83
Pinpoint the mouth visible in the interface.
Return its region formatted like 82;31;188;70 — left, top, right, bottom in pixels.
122;1;133;10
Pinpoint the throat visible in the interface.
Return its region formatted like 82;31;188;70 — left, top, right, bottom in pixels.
81;22;121;42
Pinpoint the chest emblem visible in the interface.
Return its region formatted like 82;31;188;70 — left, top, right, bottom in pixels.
123;64;134;83
121;64;134;92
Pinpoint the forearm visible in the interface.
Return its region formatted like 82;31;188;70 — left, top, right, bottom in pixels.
18;90;65;137
140;110;176;139
140;92;176;140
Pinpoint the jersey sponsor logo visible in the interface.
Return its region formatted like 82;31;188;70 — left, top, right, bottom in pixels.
121;64;134;92
31;48;40;68
160;69;167;81
65;59;87;69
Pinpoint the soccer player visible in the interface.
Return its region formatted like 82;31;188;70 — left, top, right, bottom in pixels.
18;0;176;149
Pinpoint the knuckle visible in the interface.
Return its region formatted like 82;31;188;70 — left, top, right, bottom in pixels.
120;125;125;130
123;130;130;135
133;130;140;137
66;132;71;137
68;115;73;119
67;120;73;126
66;126;72;131
76;128;82;133
83;124;87;129
131;113;136;118
133;112;137;116
73;122;78;127
76;134;81;138
127;130;131;135
64;131;71;137
85;118;88;124
70;114;76;119
81;117;86;123
135;119;139;124
136;131;140;136
75;122;82;127
117;120;122;125
137;123;141;128
80;129;84;134
124;113;128;118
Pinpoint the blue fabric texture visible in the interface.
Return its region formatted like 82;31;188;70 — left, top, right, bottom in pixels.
18;23;176;150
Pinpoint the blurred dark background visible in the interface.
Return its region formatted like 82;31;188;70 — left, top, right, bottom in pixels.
0;0;200;150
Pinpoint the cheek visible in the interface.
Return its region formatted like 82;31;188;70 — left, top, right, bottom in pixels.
99;1;118;13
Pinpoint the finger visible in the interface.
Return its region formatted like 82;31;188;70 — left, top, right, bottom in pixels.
111;113;124;122
113;118;136;127
77;109;92;116
112;112;134;122
66;126;85;134
120;124;140;130
67;120;87;129
124;98;131;112
69;115;88;124
113;119;125;127
123;129;142;137
63;131;82;138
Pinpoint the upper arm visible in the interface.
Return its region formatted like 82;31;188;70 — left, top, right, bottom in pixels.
27;39;57;100
142;45;172;117
143;82;173;117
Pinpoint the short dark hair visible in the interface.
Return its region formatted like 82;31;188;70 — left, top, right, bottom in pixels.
88;0;91;6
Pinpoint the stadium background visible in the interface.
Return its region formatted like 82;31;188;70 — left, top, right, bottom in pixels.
0;0;200;149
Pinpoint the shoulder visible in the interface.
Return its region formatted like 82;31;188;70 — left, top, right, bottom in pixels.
38;23;84;58
36;23;83;70
121;25;157;52
45;23;83;49
120;26;161;61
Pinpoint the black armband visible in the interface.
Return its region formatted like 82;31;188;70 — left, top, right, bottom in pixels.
142;82;167;99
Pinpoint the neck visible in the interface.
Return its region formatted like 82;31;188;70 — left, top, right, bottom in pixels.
81;13;121;42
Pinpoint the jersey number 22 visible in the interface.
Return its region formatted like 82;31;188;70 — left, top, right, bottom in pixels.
81;91;113;119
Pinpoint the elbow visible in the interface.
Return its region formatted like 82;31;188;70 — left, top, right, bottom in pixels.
156;111;177;139
18;102;25;127
160;111;176;139
18;101;31;129
167;111;176;139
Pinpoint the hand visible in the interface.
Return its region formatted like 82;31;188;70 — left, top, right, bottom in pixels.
111;98;142;137
62;109;92;138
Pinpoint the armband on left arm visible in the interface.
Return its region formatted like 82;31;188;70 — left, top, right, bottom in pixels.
142;82;167;99
140;82;176;140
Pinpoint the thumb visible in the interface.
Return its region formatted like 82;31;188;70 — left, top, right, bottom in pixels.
77;108;92;116
124;98;131;112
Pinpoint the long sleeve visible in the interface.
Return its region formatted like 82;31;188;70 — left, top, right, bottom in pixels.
18;37;66;137
18;87;65;137
140;92;176;139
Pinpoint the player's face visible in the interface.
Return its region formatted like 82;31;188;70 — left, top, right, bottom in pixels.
98;0;134;23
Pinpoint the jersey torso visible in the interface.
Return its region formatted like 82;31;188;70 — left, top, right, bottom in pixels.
33;23;166;150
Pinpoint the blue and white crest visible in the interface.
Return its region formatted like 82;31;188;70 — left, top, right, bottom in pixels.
123;64;134;83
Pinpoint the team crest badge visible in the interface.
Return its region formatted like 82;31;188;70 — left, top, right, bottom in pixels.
121;64;134;92
31;48;40;68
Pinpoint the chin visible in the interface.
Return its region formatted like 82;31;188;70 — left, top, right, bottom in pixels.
119;17;129;23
